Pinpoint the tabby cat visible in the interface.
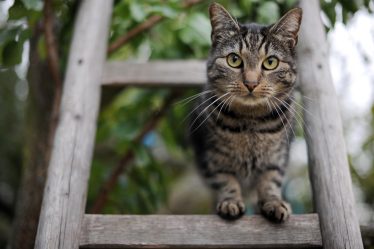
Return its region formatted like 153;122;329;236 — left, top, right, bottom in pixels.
190;3;302;222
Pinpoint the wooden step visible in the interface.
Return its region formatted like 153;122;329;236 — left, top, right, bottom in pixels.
102;60;206;87
79;214;322;248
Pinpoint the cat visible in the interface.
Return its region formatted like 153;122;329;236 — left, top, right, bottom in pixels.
190;3;302;222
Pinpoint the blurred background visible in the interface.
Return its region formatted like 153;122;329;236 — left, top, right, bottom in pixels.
0;0;373;248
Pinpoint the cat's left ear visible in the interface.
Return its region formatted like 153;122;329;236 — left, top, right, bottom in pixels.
270;8;302;48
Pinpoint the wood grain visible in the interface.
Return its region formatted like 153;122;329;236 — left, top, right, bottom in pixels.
297;0;364;248
102;60;206;87
80;214;322;248
34;1;113;248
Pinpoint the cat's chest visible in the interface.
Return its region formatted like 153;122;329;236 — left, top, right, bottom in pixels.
216;130;271;157
212;129;284;175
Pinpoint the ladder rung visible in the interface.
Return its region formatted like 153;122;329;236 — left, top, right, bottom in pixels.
102;60;206;87
80;214;322;248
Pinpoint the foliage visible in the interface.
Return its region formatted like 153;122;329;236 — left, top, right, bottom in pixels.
0;1;373;247
351;105;374;209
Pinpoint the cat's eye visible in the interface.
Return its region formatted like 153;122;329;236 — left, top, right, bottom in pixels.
226;53;243;68
262;56;279;70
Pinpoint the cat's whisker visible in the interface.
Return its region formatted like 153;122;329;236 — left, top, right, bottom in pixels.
190;93;231;133
182;94;218;124
174;90;213;107
272;96;298;118
189;92;230;131
273;96;313;142
272;96;302;136
272;95;312;138
288;97;315;119
216;95;233;121
197;101;226;131
276;94;316;138
265;99;272;112
275;100;296;143
277;90;315;119
227;94;236;110
300;94;315;102
268;98;292;145
271;99;296;141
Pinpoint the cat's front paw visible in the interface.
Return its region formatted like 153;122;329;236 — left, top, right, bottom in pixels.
260;199;291;222
216;199;246;220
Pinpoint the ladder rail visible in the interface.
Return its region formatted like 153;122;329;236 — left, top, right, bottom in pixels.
34;1;113;248
297;0;363;248
80;214;322;248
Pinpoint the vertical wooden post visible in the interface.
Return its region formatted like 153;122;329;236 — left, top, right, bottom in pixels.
297;0;363;248
34;0;113;248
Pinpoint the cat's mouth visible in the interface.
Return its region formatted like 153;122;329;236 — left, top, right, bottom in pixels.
233;91;271;106
246;92;256;98
240;91;266;99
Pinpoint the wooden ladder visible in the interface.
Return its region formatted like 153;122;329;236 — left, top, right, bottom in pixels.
34;0;364;248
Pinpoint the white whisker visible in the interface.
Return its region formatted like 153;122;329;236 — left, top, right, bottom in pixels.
174;90;213;107
272;96;301;139
281;97;313;137
268;98;291;145
288;97;315;119
181;94;217;124
216;95;233;121
189;92;230;133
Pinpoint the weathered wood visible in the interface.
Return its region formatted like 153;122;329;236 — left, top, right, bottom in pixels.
102;60;206;87
80;214;322;248
297;1;364;249
34;1;113;249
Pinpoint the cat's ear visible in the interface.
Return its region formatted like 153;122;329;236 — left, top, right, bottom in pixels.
209;3;240;43
270;8;302;48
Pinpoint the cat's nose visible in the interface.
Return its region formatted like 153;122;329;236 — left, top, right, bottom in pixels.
243;80;258;92
244;70;259;92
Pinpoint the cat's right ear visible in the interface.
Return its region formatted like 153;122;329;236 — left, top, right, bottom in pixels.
209;3;240;43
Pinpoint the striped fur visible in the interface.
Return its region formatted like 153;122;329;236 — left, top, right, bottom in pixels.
190;3;302;221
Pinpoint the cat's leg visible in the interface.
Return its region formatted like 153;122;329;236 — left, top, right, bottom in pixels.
207;173;245;219
256;165;291;222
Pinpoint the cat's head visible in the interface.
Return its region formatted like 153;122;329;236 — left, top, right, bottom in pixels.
207;3;302;111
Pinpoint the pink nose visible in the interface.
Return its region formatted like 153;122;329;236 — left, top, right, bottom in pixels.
243;81;258;92
244;70;259;92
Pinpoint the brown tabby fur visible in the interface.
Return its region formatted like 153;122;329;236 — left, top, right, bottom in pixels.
190;3;302;221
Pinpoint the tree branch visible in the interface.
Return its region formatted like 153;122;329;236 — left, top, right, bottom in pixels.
108;15;163;54
43;0;62;142
108;0;205;54
90;90;182;213
43;0;62;95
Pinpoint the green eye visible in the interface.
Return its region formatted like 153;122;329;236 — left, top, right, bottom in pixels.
262;56;279;70
227;53;243;68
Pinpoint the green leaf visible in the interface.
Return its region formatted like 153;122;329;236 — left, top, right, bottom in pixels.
339;0;359;13
323;3;336;26
150;5;178;18
179;13;210;46
129;2;146;22
257;2;280;24
19;28;31;43
2;40;23;66
285;0;298;8
0;27;21;44
8;0;42;26
21;0;43;11
8;1;28;20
